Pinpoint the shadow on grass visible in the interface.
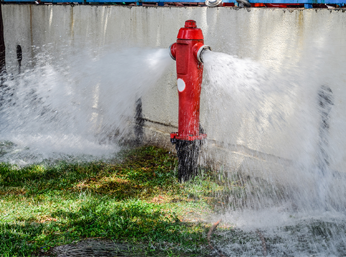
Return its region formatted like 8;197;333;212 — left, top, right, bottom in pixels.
0;146;180;199
0;146;214;256
1;197;210;256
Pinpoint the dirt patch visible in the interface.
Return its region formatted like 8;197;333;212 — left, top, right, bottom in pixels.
46;239;144;257
42;238;218;257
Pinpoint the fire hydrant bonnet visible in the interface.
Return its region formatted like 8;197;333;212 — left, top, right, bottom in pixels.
177;21;204;40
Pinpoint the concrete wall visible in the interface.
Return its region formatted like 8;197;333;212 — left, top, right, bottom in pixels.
3;5;346;183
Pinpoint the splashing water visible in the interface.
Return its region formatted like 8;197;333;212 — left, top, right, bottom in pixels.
0;47;171;165
202;51;346;255
1;41;346;254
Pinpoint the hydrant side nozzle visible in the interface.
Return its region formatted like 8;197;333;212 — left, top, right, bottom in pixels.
169;43;177;61
193;43;212;63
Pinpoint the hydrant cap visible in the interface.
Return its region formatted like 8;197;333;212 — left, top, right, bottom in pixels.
177;20;204;40
185;20;197;28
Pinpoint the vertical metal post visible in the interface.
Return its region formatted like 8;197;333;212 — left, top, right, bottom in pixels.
0;2;5;76
17;45;22;74
134;98;144;145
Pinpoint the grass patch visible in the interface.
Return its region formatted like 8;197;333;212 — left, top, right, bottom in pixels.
0;145;236;256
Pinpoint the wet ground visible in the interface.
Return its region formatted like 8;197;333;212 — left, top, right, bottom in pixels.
47;239;143;257
41;238;215;257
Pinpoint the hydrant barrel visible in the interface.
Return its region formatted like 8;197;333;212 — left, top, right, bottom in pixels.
169;20;209;141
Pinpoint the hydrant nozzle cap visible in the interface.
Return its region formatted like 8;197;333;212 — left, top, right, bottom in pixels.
185;20;197;28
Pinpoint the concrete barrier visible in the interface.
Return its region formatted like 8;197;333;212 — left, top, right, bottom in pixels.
3;5;346;182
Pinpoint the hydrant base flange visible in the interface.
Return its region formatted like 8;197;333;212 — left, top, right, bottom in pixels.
170;132;207;142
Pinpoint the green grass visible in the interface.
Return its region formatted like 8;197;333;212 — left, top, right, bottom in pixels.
0;146;233;256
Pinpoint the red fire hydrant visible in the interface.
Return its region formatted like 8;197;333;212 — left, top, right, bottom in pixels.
169;20;211;182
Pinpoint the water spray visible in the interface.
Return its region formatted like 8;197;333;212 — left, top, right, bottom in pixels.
169;20;211;182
